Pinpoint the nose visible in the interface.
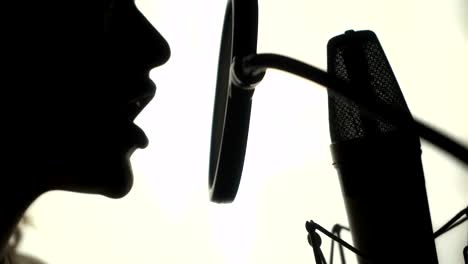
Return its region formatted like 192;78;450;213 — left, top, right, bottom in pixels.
107;1;171;72
136;11;171;70
150;27;171;68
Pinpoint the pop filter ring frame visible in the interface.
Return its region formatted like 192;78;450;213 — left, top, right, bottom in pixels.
209;0;262;202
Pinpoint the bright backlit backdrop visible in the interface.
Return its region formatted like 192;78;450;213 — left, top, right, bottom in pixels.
20;0;468;263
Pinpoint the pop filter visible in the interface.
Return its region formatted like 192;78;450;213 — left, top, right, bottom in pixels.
208;1;468;203
209;0;263;202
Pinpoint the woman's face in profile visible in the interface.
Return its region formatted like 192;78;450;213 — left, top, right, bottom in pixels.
5;0;170;198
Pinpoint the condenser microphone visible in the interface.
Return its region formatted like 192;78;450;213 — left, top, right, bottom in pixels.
327;30;438;263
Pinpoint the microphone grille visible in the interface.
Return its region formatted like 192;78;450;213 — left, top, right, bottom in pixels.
327;30;413;143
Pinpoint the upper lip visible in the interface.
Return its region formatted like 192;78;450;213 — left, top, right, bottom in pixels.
127;77;156;121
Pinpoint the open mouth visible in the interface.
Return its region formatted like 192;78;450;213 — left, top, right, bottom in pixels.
127;94;153;121
126;78;156;121
123;79;156;149
124;98;151;149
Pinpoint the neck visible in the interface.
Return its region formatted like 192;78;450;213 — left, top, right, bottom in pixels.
0;186;40;260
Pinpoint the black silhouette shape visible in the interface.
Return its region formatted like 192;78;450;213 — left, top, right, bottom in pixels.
0;0;170;262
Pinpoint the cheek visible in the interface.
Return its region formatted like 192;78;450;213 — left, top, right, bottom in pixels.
9;94;134;196
17;100;102;153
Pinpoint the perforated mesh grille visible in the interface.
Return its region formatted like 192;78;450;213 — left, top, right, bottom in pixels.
327;30;413;143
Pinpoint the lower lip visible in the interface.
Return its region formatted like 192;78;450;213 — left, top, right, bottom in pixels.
130;123;149;149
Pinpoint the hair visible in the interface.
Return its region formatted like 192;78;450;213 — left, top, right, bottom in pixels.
8;216;29;254
7;216;46;264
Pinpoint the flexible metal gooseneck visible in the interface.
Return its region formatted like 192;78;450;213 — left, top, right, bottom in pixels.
235;53;468;167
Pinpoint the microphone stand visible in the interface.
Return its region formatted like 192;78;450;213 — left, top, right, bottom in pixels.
305;207;468;264
329;224;350;264
433;207;468;264
433;207;467;239
305;221;373;264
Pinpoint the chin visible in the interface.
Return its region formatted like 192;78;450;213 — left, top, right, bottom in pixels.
99;157;135;199
68;155;135;199
104;176;134;199
103;185;132;199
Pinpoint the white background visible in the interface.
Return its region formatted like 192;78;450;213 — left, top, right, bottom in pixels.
20;0;468;263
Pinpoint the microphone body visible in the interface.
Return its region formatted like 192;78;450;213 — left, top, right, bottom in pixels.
328;30;438;263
